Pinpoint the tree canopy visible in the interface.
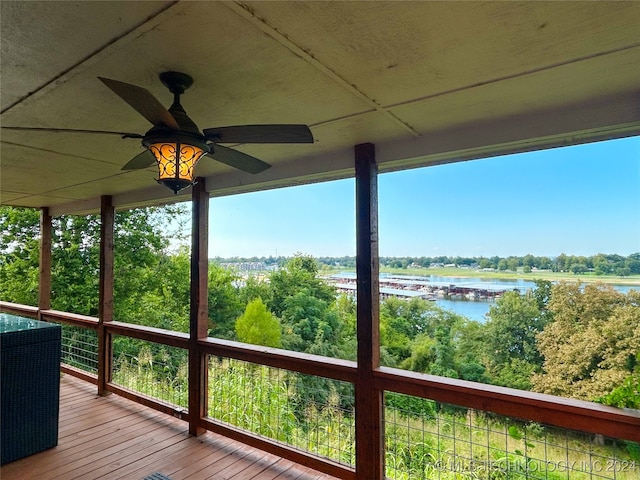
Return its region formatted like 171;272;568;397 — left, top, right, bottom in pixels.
235;298;281;348
532;282;640;401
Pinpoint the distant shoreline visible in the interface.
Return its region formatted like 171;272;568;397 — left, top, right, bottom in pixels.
325;266;640;287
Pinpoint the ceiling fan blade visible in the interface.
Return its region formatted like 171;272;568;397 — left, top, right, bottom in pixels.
203;124;313;144
1;126;142;138
210;144;271;174
121;150;156;170
98;77;180;130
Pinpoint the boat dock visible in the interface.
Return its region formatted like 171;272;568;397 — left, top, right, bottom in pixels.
328;274;526;301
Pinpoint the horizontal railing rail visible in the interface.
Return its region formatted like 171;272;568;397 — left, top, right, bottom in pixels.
0;301;38;318
107;321;189;349
2;300;640;478
199;337;357;383
375;366;640;443
40;309;98;328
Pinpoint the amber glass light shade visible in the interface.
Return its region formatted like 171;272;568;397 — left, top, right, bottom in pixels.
149;141;205;194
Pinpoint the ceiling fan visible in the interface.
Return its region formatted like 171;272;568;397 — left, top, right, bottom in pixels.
2;71;314;193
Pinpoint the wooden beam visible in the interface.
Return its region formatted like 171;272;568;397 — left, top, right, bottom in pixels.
98;195;114;396
354;143;384;479
38;207;52;311
189;178;209;436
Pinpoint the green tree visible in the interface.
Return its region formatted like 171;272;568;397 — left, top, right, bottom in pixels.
506;257;520;271
380;297;438;365
533;283;640;401
207;264;243;339
280;288;341;356
430;324;459;378
401;334;437;373
262;254;345;357
51;214;101;315
570;263;588;275
453;319;489;383
0;207;41;305
382;297;482;380
113;208;186;327
286;253;319;275
598;365;640;409
235;298;282;347
626;253;640;274
536;256;552;270
478;258;493;269
1;204;190;325
268;254;335;318
238;274;273;307
483;290;547;389
554;253;568;272
334;293;357;361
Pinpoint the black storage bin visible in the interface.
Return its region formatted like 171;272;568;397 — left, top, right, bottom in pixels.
1;314;61;464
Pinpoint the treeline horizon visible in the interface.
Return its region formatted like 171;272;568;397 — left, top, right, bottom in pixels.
213;252;640;276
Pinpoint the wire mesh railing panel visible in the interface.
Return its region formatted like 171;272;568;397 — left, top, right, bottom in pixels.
59;323;98;374
207;357;355;467
111;336;188;410
384;392;639;480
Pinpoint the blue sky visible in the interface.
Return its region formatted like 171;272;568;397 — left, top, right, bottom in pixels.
209;136;640;258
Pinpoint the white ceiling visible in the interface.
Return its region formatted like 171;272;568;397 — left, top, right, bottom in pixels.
1;1;639;215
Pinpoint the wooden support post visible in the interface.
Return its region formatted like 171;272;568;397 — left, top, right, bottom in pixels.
354;143;384;479
189;178;209;436
38;207;52;312
98;195;114;396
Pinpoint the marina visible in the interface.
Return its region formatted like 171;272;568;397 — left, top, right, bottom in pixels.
327;273;639;323
329;273;527;302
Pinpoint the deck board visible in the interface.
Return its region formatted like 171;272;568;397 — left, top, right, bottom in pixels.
0;375;339;480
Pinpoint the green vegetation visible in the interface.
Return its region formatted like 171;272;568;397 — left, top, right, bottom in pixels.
235;298;282;347
379;266;640;286
2;205;639;479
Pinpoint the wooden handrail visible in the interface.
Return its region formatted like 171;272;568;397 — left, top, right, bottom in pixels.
199;337;358;383
106;321;189;349
0;301;39;318
375;366;640;442
39;309;99;328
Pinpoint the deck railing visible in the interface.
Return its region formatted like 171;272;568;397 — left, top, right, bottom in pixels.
2;300;639;480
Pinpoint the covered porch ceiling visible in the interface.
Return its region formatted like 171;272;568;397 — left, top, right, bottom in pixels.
1;1;639;216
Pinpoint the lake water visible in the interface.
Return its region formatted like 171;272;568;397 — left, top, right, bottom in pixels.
334;272;639;323
435;298;493;322
424;276;638;323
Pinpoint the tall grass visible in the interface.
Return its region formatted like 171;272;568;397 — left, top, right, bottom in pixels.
207;357;356;466
111;338;189;409
59;324;99;374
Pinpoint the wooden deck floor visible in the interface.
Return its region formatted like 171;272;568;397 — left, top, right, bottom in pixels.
1;375;339;480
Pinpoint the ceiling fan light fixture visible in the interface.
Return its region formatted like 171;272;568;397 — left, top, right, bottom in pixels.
144;133;209;194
